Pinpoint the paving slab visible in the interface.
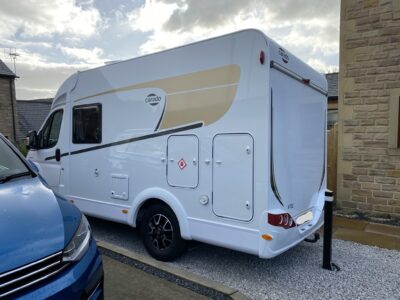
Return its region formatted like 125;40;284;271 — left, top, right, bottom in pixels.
98;240;249;300
103;254;210;300
333;216;368;231
365;223;400;238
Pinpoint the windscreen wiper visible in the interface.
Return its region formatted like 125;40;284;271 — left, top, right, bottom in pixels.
0;171;33;184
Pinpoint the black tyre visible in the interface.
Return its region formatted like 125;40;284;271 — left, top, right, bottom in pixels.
140;204;187;261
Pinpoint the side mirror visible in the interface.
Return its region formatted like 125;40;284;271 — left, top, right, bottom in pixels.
26;131;38;150
55;149;61;162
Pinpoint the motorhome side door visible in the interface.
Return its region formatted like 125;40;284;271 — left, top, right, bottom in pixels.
167;135;199;188
212;134;254;221
28;109;64;192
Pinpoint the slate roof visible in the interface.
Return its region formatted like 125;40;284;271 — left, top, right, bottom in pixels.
0;60;16;77
325;72;338;99
17;99;53;140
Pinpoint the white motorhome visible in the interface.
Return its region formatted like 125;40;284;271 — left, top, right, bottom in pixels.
27;29;328;261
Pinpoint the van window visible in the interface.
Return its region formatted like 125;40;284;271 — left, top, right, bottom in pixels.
38;110;63;149
73;104;102;144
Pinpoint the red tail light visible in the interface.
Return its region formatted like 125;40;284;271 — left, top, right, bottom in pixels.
260;50;265;64
268;213;296;229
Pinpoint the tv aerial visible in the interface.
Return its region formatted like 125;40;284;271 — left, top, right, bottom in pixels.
8;48;20;76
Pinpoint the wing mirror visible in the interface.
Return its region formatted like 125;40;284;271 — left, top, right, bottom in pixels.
26;131;38;150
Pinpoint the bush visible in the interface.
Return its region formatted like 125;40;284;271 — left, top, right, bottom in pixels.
16;141;28;157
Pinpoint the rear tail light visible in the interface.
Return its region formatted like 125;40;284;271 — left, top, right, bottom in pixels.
268;213;296;229
260;50;265;64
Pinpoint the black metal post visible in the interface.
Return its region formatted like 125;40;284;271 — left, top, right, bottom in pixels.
322;189;339;271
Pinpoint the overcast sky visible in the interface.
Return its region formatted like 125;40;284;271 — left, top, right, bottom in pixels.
0;0;340;100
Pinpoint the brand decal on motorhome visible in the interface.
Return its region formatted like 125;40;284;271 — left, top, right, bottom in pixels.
278;48;289;63
145;93;162;106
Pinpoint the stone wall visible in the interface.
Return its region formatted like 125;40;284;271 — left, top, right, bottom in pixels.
0;77;18;142
338;0;400;219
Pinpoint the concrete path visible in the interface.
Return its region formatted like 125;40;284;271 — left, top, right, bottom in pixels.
330;216;400;250
103;255;210;300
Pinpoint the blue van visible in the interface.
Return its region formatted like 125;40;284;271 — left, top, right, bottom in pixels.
0;134;103;299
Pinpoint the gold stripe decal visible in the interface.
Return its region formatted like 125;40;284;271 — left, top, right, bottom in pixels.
77;64;241;129
159;85;237;129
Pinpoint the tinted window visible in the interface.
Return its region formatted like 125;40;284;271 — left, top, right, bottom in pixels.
73;104;102;144
38;110;63;149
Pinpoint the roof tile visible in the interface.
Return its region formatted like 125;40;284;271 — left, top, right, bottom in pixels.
0;60;16;77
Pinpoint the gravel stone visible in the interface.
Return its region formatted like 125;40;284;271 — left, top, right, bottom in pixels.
89;217;400;300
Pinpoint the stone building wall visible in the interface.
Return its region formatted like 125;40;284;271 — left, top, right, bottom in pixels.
338;0;400;219
0;77;18;142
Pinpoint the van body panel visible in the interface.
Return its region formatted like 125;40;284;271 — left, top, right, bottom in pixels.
270;68;326;217
212;133;254;221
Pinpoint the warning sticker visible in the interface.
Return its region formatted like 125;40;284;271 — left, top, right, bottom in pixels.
178;159;187;170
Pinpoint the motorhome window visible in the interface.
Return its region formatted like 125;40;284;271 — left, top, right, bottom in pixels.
73;104;102;144
48;111;63;148
38;110;63;149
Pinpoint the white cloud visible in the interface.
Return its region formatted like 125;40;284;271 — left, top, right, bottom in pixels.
0;0;103;39
57;45;105;64
0;0;340;100
126;0;340;72
0;0;107;99
2;49;97;100
128;1;179;33
307;58;338;73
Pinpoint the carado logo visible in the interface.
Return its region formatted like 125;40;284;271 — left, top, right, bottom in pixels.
145;93;161;106
279;47;289;63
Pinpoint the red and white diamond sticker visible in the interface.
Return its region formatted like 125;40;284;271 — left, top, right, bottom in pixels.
178;158;187;170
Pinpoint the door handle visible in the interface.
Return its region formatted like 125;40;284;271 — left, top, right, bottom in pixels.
215;160;222;164
55;149;61;162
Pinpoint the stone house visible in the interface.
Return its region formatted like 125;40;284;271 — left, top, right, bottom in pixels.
0;60;18;142
338;0;400;219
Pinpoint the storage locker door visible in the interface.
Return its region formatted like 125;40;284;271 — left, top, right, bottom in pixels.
212;134;254;221
167;135;199;188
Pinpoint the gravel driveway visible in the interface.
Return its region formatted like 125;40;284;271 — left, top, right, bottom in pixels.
89;216;400;300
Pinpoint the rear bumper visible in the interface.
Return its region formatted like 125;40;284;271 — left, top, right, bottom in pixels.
258;207;324;258
15;238;103;299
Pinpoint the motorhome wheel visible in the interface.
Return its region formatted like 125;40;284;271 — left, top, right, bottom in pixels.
140;204;187;261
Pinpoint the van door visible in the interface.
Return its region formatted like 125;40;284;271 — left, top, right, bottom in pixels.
270;68;325;217
29;109;64;192
167;135;199;188
212;134;254;221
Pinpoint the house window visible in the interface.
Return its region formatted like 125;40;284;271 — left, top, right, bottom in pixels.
73;104;102;144
38;110;63;149
327;109;338;129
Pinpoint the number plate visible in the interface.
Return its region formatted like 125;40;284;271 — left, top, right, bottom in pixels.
296;211;313;225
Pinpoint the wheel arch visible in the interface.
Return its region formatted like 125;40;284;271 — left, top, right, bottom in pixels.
128;188;192;240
